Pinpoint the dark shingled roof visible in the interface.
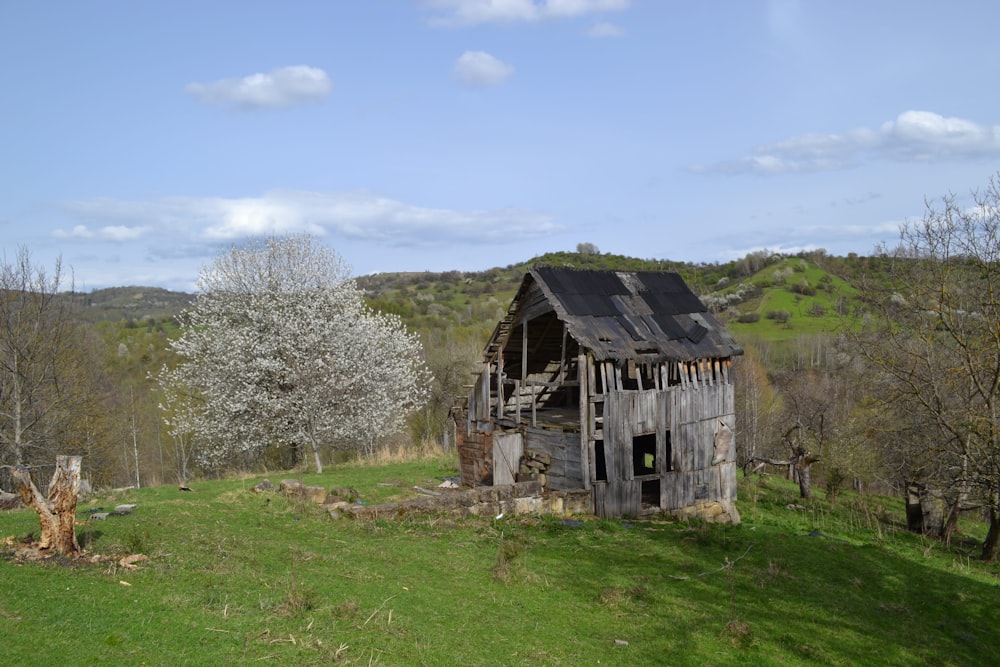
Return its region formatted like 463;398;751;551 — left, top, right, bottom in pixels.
523;266;743;362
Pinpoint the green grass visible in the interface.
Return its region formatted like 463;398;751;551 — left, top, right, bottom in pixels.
2;462;998;666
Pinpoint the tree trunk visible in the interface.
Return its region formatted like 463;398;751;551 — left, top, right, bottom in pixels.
796;461;812;499
10;456;83;556
791;450;819;500
942;497;962;545
983;506;1000;562
312;444;323;474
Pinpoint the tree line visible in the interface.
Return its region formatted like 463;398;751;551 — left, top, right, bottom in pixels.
734;173;1000;561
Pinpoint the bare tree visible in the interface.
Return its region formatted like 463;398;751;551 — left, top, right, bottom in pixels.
852;174;1000;560
734;345;779;472
0;249;76;466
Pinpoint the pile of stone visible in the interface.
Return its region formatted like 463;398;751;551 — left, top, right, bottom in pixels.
517;450;551;487
252;478;360;517
250;475;592;522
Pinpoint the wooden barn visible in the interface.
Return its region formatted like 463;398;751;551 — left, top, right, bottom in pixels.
456;266;744;521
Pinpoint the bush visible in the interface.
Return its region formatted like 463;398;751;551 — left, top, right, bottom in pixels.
737;312;761;323
766;310;791;324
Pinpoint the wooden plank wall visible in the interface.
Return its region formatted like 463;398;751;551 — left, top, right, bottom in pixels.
661;381;737;510
493;433;523;486
465;348;737;518
596;391;639;517
522;427;584;490
594;375;736;517
593;481;640;518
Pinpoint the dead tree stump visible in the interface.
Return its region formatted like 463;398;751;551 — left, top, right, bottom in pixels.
10;455;83;555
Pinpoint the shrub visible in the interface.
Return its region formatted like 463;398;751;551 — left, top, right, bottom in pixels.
737;312;761;323
790;281;817;296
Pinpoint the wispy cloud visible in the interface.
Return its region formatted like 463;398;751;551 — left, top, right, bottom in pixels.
57;190;560;248
453;51;514;87
698;111;1000;174
52;223;151;241
586;21;625;38
185;65;332;111
425;0;629;27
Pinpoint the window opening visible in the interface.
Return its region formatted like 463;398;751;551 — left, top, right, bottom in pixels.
594;439;607;482
632;433;657;476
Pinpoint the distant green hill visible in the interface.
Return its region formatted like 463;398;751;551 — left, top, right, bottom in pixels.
355;250;880;356
73;286;194;325
72;251;886;356
705;255;861;344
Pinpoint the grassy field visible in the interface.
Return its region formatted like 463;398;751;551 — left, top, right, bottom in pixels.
2;457;998;666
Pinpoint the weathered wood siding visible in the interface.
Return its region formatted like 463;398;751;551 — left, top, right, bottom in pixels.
522;426;584;490
463;336;738;519
662;381;737;510
594;481;640;518
493;433;523;486
592;380;736;518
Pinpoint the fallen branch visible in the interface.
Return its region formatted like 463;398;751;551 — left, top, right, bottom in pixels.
362;594;398;627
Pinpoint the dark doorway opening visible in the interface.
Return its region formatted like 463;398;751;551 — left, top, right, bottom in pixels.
641;479;661;508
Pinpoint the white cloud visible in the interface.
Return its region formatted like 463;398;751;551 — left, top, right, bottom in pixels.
701;111;1000;174
425;0;629;26
101;225;150;241
58;191;561;249
185;65;332;111
53;224;94;239
453;51;514;87
52;223;149;241
586;21;625;38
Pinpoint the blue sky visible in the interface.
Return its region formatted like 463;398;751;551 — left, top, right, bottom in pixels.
3;1;1000;292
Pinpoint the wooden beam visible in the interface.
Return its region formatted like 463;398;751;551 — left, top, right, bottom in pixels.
521;320;528;387
559;322;567;386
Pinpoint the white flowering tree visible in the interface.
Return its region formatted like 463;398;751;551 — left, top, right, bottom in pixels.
156;235;431;473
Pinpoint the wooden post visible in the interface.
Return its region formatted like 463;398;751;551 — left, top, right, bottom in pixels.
579;352;591;490
10;455;83;555
514;379;521;423
496;346;504;420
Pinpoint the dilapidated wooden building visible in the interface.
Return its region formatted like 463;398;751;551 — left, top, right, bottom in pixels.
456;267;743;521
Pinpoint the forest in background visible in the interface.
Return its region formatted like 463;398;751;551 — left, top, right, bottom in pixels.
14;247;873;489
